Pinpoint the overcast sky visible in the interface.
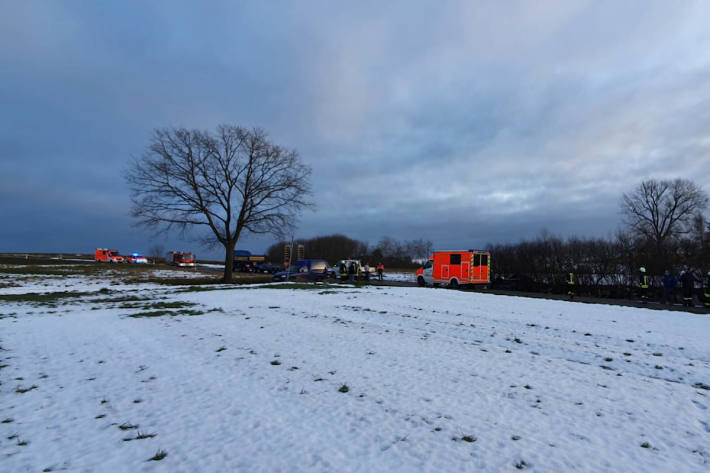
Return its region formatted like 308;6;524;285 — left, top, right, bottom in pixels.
2;1;710;258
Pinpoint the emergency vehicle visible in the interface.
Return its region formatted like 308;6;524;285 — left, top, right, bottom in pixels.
95;248;124;263
233;250;266;272
416;250;490;288
169;251;196;267
328;260;375;279
126;252;149;264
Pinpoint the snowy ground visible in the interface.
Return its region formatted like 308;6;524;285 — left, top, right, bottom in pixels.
1;267;709;472
383;272;415;282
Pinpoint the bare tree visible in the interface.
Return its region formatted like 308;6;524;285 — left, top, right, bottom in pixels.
126;125;311;282
403;238;433;261
621;178;708;254
148;243;165;263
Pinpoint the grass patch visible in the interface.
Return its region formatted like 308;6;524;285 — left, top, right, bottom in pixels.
122;300;196;310
149;301;196;309
338;384;349;393
15;385;38;394
118;422;138;430
0;291;91;304
270;360;281;366
178;285;235;293
148;450;168;461
256;283;344;291
130;310;174;318
132;277;226;286
90;295;151;304
124;431;157;441
129;308;204;318
461;435;477;443
0;265;98;276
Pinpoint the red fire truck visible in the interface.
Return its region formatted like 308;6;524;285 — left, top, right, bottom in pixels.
95;248;125;263
169;251;196;267
416;250;490;288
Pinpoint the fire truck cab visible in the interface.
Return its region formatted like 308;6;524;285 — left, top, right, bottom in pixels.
169;251;196;267
95;248;124;263
416;250;490;288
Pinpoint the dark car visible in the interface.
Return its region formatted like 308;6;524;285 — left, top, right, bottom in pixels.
233;260;256;272
272;259;329;282
255;263;281;274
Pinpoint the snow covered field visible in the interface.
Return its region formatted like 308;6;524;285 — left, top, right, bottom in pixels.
381;271;415;283
1;267;709;472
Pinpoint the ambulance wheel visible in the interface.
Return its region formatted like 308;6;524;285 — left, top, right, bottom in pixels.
449;279;459;289
417;276;425;287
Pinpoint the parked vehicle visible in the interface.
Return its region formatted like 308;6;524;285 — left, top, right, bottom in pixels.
254;263;281;274
126;252;149;264
272;259;329;282
95;248;124;263
328;259;375;279
416;250;491;288
233;260;256;272
169;251;196;267
233;250;266;272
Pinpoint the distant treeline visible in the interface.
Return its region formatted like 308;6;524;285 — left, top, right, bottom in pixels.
488;227;709;295
266;235;433;268
489;178;710;293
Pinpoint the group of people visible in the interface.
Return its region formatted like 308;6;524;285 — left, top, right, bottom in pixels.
564;266;710;308
640;266;710;308
337;261;385;282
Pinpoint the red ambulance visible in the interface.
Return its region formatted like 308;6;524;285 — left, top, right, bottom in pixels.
416;250;490;288
95;248;125;263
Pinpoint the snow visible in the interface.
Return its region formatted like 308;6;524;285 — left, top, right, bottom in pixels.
383;271;416;282
1;272;709;472
197;263;226;270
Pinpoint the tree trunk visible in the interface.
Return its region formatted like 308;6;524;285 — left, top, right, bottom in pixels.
223;240;236;283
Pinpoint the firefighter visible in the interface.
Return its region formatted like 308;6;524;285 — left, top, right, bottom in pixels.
348;261;356;282
680;267;696;307
339;261;347;280
376;262;384;281
638;267;649;303
566;269;576;298
703;271;710;308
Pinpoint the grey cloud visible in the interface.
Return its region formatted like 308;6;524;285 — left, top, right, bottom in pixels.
2;1;710;257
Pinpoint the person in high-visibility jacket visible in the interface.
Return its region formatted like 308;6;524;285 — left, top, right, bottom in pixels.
639;267;649;303
566;270;576;298
703;271;710;308
339;262;348;280
376;263;384;281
